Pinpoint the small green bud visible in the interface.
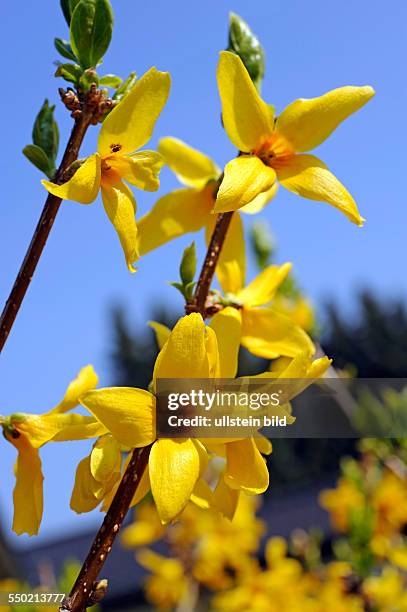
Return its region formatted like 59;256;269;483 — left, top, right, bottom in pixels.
180;241;197;286
79;68;99;91
55;62;83;86
10;412;28;423
112;72;137;102
227;13;266;90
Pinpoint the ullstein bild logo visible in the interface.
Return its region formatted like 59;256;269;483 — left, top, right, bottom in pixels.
155;378;407;439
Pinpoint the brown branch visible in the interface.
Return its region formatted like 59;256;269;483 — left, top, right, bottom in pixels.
0;86;111;354
187;211;234;316
61;445;152;612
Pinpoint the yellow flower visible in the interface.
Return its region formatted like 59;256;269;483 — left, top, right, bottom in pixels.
80;313;275;521
136;137;278;280
215;51;374;225
210;262;314;362
70;434;122;513
136;549;188;609
319;477;365;533
1;366;104;535
80;314;219;524
42;68;171;271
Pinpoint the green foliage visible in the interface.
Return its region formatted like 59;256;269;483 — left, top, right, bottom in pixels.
22;145;54;177
32;100;59;162
170;242;197;301
55;62;82;86
323;291;407;377
60;0;82;26
70;0;114;69
54;37;77;61
250;220;275;270
23;100;59;178
99;74;122;89
227;12;266;90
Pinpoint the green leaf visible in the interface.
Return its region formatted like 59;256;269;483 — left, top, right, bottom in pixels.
54;37;77;61
180;241;197;285
32;100;59;164
227;13;266;90
55;62;83;86
169;281;186;299
23;145;54;177
60;0;81;25
112;71;137;101
99;74;122;89
70;0;114;69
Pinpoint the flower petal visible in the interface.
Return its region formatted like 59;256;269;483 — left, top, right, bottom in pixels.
277;154;364;226
98;67;171;156
90;435;122;483
212;473;240;519
70;456;100;513
79;387;155;448
276;85;375;152
108;150;164;192
159;137;220;188
149;439;200;523
41;154;101;204
237;263;292;307
153;314;215;380
12;438;43;535
225;438;269;493
209;307;242;378
214;156;276;213
241;307;315;359
15;413;106;447
217;51;274;152
101;179;139;272
149;321;171;350
137;188;213;255
130;465;151;508
49;365;98;414
205;212;246;294
240;183;278;215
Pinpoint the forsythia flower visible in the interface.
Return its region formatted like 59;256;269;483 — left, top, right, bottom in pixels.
42;68;171;271
319;477;365;533
79;314;220;524
215;50;374;224
208;262;314;363
0;366;105;535
137;137;277;278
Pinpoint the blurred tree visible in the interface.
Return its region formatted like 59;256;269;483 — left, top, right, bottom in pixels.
323;290;407;378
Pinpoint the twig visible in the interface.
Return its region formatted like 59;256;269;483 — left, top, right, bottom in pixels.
187;211;234;316
61;445;152;612
0;86;110;354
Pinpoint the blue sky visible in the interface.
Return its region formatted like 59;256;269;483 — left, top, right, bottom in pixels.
0;0;406;547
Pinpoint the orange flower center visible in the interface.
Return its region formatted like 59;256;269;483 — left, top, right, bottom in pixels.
253;132;294;169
